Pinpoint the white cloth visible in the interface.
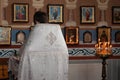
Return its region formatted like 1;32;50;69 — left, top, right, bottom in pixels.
18;24;68;80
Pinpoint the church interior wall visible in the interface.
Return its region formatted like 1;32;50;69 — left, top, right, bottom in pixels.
0;0;120;80
0;0;119;56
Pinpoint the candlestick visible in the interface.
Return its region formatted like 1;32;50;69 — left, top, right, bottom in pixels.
95;38;112;80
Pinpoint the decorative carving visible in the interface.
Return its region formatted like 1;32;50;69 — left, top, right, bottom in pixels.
65;0;77;26
97;0;109;26
68;0;75;2
32;0;44;11
97;0;109;10
66;0;77;9
66;0;77;4
100;0;106;3
1;0;8;25
97;0;109;4
66;9;76;26
2;0;8;7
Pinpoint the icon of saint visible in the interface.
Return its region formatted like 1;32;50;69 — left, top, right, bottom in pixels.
100;30;108;42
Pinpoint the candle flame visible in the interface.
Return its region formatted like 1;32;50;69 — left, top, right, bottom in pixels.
95;39;112;57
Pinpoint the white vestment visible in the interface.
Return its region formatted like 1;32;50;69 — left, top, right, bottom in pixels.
18;24;68;80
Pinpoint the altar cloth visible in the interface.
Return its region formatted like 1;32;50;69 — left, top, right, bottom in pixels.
18;24;68;80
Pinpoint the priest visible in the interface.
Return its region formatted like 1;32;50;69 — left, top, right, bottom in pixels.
18;11;68;80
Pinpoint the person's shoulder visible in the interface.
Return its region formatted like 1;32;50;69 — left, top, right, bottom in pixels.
36;23;60;27
34;23;61;30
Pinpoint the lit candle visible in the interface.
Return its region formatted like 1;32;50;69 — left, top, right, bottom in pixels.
98;38;100;42
110;45;112;48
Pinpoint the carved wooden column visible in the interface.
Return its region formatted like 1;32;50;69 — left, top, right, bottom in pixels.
97;0;109;26
1;0;8;25
0;0;2;25
65;0;77;26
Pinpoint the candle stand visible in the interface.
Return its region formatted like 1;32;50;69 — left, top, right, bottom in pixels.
101;56;108;80
95;39;112;80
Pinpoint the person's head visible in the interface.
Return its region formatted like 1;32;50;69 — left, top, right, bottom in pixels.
33;11;48;24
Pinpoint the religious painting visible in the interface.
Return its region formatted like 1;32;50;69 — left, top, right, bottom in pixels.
16;31;26;44
47;4;64;24
115;31;120;42
80;6;95;24
0;26;11;45
13;3;29;22
112;6;120;24
65;27;79;44
97;26;111;43
83;31;92;43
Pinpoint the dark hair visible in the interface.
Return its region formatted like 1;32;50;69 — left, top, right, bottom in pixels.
33;11;48;24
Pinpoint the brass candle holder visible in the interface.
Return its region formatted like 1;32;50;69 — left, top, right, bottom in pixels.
95;38;112;80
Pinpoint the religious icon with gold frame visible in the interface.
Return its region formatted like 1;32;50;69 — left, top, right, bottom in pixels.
65;27;79;44
80;6;95;24
115;31;120;42
0;26;11;45
16;30;26;44
83;31;92;43
112;6;120;24
97;26;111;42
47;4;64;24
13;3;29;22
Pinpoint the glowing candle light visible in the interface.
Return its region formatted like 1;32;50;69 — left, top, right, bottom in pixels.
95;39;112;57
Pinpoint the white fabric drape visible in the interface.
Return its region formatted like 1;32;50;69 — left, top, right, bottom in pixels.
18;24;68;80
